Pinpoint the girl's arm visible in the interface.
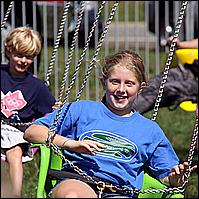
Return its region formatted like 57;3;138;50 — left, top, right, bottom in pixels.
177;38;198;49
24;124;106;156
167;37;198;49
24;124;67;146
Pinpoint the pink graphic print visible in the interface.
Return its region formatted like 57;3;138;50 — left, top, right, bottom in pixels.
1;90;27;118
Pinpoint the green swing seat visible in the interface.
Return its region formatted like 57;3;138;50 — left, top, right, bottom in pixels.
32;144;184;198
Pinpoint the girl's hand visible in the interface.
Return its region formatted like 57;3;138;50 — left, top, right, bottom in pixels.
62;139;107;156
168;162;197;187
166;36;180;49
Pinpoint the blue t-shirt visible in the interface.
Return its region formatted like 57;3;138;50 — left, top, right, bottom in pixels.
1;65;56;123
33;100;179;192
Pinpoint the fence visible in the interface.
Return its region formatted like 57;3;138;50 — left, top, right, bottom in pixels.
1;1;198;100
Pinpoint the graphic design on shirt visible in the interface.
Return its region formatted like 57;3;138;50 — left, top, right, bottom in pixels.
80;130;138;162
1;90;27;118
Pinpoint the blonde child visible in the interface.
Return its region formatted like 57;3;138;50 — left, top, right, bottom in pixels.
1;26;56;197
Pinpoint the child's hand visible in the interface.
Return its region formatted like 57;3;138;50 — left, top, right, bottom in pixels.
166;36;180;49
62;139;107;156
168;162;197;187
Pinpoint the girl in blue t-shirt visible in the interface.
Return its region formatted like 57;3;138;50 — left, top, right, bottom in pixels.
1;26;56;197
24;50;197;198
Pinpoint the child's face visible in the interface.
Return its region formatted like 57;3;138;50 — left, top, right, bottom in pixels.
7;51;34;74
104;65;142;116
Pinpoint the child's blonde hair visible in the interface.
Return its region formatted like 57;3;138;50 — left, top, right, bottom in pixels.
100;50;147;86
4;26;41;57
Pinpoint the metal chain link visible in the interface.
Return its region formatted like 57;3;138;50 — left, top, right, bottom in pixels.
151;1;188;121
60;1;106;103
45;1;119;137
1;119;32;127
57;1;86;102
46;1;190;195
150;0;198;193
75;1;120;101
44;1;71;87
50;141;185;195
181;118;198;186
1;1;14;31
2;0;196;196
57;1;106;102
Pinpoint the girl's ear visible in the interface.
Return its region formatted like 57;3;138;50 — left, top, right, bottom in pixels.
138;82;147;94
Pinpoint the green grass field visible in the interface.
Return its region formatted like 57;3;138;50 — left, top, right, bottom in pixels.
1;46;198;198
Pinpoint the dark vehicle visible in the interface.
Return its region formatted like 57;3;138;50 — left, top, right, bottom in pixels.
148;1;198;49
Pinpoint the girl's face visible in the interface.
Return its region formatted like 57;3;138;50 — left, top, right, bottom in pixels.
7;51;34;76
103;65;145;116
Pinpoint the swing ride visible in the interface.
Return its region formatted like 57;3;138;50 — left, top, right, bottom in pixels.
1;1;198;198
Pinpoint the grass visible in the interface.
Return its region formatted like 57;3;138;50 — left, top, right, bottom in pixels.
1;46;198;198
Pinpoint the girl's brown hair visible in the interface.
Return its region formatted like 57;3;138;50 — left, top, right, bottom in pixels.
100;50;147;86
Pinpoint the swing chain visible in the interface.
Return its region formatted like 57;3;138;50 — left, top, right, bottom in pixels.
152;1;188;121
46;127;57;147
1;1;14;31
75;1;120;101
45;0;194;196
150;0;198;192
59;1;106;103
45;1;120;143
57;1;86;102
44;1;71;87
182;117;198;186
1;119;31;127
49;140;185;195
